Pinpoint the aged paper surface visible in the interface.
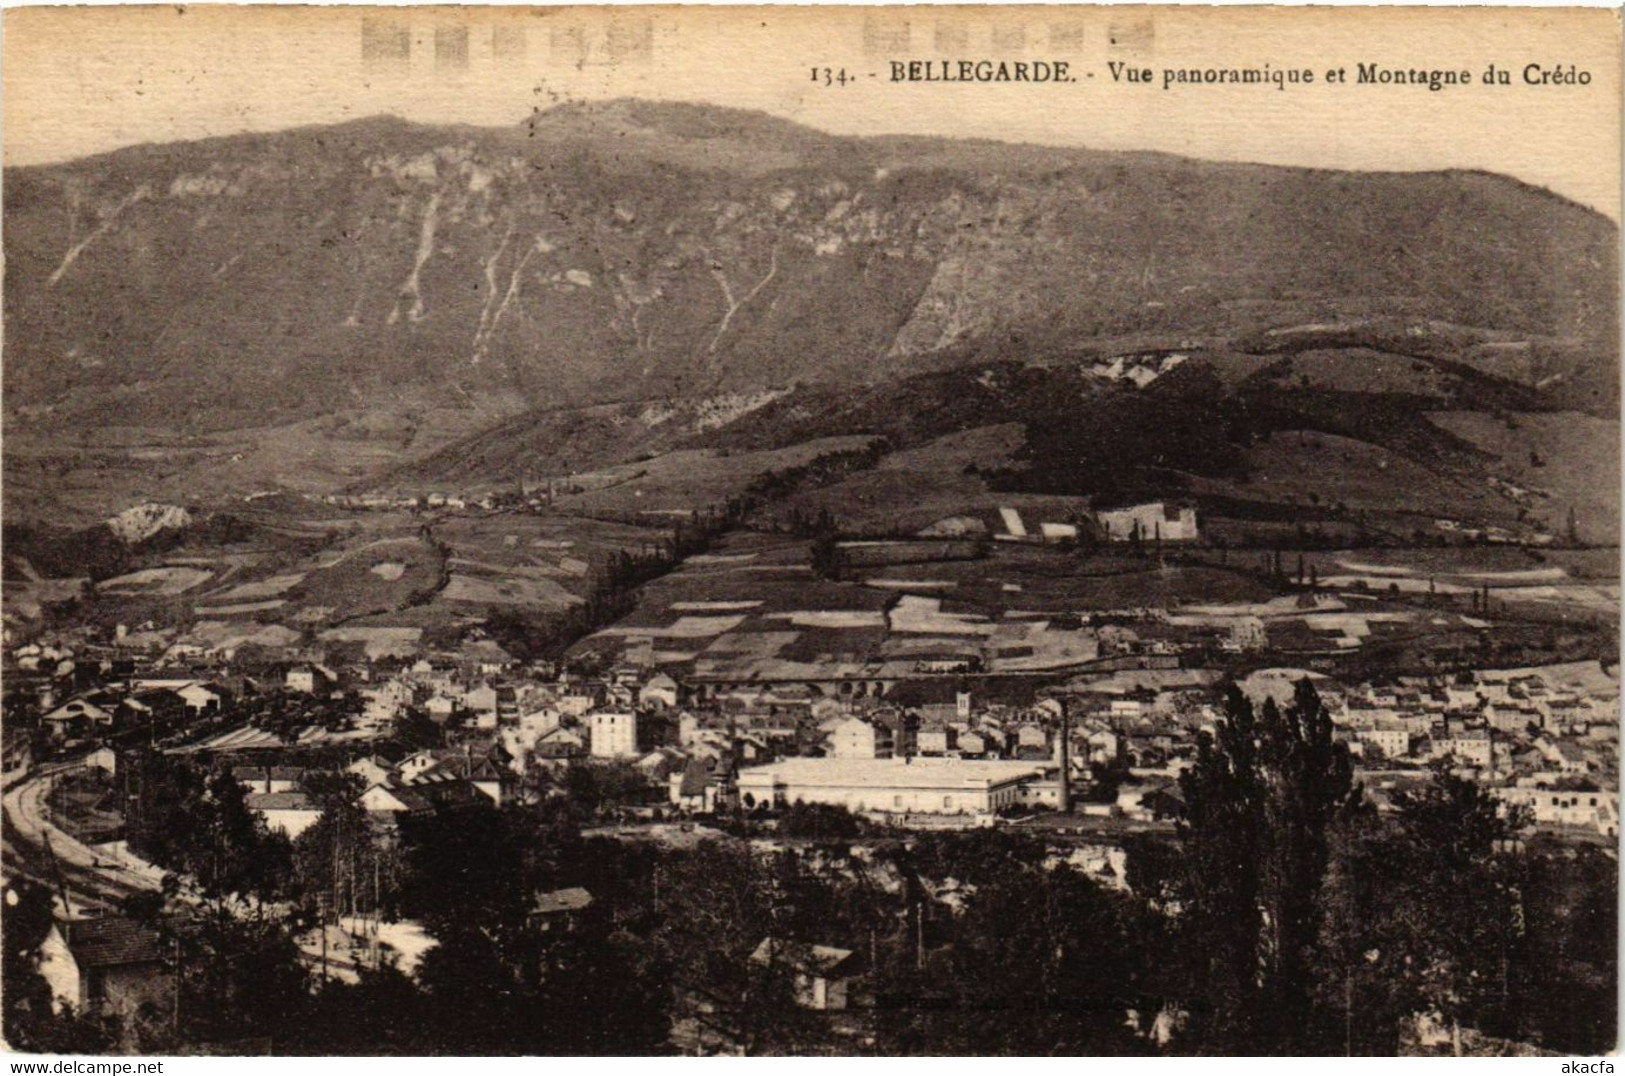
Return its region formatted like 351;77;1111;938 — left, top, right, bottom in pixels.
5;7;1620;211
1;4;1619;1060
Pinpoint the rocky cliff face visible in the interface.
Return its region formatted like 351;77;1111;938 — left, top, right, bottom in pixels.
104;502;192;544
4;99;1617;438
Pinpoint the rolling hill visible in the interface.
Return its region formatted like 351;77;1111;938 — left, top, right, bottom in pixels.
4;99;1618;528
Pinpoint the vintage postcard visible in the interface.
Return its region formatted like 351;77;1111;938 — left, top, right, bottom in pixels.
1;4;1618;1059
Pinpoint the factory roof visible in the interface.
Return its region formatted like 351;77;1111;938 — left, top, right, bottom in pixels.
737;756;1049;791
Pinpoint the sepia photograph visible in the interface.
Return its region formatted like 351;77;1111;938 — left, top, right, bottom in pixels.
0;3;1618;1058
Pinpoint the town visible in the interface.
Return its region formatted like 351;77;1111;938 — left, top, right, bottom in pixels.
1;49;1618;1058
2;487;1616;1055
8;611;1617;843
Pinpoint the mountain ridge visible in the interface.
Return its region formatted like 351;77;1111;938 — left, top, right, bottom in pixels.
13;101;1620;221
3;100;1617;523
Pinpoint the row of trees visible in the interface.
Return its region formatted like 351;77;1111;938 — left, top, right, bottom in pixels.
1165;681;1613;1055
122;752;294;904
485;440;896;662
484;502;741;663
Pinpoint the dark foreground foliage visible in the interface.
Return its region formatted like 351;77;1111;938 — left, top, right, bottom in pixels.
7;683;1614;1055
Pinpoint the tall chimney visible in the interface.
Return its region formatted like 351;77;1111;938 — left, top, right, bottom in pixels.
1057;698;1072;814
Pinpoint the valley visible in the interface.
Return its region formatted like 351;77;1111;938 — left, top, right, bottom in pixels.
2;99;1619;1061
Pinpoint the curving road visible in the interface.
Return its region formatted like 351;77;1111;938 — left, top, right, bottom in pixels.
5;760;386;983
2;761;160;917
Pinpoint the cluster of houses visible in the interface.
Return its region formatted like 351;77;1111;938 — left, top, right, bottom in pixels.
232;743;511;840
669;664;1619;836
8;619;1617;843
11;626;1618;1055
34;677;226;743
669;681;1202;823
308;482;560;514
1320;669;1620;838
987;501;1200;546
1088;351;1190;388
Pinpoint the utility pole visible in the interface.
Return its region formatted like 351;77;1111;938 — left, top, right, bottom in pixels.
1057;698;1072;815
1344;968;1353;1056
173;934;182;1036
318;893;330;985
915;900;924;970
42;832;73;919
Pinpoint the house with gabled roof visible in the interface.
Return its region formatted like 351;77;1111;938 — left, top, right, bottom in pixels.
402;744;512;805
175;681;225;715
463;683;500;718
358;783;434;817
533;724;587;761
670;756;721;812
245;791;322;838
749;937;857;1011
530;887;594;932
41;697;115;739
639;673;680;710
347;755;396;789
403;777;485;811
41;916;174;1019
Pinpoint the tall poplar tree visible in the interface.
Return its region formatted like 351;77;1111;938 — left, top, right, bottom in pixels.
1177;680;1356;1053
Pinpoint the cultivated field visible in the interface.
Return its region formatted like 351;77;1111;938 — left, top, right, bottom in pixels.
1190;430;1517;523
551;436;879;519
1427;411;1621;543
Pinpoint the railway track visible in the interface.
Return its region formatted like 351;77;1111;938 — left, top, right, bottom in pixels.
1;760;158;917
